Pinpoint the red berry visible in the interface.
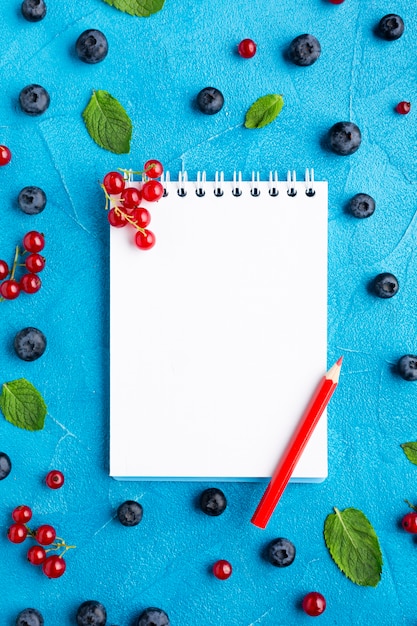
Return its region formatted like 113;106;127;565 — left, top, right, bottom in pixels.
108;207;128;228
103;171;125;195
35;524;56;545
45;470;65;489
0;279;21;300
213;559;232;580
238;38;257;58
302;592;326;616
0;260;9;280
402;512;417;533
142;180;164;203
7;523;28;543
120;187;142;210
396;101;411;115
0;145;11;166
42;554;66;578
20;273;42;294
131;207;151;228
25;253;45;273
328;0;345;3
135;229;156;250
23;231;45;253
144;159;163;179
27;545;47;565
12;505;32;524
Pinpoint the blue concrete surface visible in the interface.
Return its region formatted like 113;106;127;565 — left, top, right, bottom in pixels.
1;1;416;624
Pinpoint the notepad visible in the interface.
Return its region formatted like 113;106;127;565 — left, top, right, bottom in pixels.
109;171;328;481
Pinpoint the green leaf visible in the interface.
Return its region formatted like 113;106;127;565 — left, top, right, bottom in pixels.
324;507;383;587
82;90;132;154
244;94;284;129
102;0;165;17
0;379;47;431
401;441;417;465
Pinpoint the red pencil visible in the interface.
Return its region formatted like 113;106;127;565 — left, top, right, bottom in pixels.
251;357;343;529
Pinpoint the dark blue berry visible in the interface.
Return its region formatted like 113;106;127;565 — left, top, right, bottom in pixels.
397;355;417;381
372;272;399;298
196;87;224;115
328;121;361;156
16;608;44;626
14;327;47;361
136;607;170;626
267;537;296;567
21;0;47;22
348;193;375;218
199;487;227;516
117;500;143;526
18;186;47;215
19;84;50;116
76;29;108;64
376;14;404;41
0;452;12;480
288;34;321;66
76;600;107;626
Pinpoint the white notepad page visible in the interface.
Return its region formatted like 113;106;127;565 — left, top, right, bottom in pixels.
110;173;328;481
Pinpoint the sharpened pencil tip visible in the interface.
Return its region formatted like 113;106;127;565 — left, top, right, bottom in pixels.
336;356;344;366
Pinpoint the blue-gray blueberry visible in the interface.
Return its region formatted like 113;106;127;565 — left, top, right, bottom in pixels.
200;487;227;516
372;273;399;298
136;607;170;626
397;355;417;381
21;0;47;21
18;186;47;215
267;537;296;567
14;327;47;361
76;29;108;64
348;193;375;218
288;34;321;66
19;84;50;116
376;14;404;40
196;87;224;115
328;121;361;156
16;608;44;626
76;600;107;626
117;500;143;526
0;452;12;480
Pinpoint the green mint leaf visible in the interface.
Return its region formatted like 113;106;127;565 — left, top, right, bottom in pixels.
324;507;383;587
102;0;165;16
0;379;47;431
244;94;284;129
82;90;132;154
401;441;417;465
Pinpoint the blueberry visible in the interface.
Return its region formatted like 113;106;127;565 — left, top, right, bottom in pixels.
18;186;47;215
21;0;47;22
76;29;108;64
196;87;224;115
136;607;170;626
376;14;404;41
372;272;399;298
348;193;375;218
76;600;107;626
16;608;44;626
328;121;361;156
116;500;143;526
14;327;47;361
199;487;227;516
0;452;12;480
19;84;50;116
288;34;321;66
267;537;296;567
397;355;417;381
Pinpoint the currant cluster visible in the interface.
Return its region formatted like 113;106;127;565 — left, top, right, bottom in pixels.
0;231;45;301
7;504;75;578
102;159;164;250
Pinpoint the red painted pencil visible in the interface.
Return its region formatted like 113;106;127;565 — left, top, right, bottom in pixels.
251;357;343;529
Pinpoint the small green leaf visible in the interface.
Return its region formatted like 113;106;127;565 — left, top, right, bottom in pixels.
0;379;47;431
82;90;132;154
102;0;165;17
244;94;284;129
324;507;382;587
401;441;417;465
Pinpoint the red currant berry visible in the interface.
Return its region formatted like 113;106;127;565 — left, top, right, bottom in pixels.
35;524;56;545
23;230;45;253
12;505;32;524
402;512;417;533
42;554;66;578
142;180;164;203
27;545;47;566
120;187;142;210
213;559;232;580
25;253;45;273
302;592;326;616
7;523;28;543
0;145;12;166
328;0;345;3
131;207;151;228
144;159;163;179
103;171;125;195
0;279;21;300
238;38;257;58
0;260;9;280
108;207;128;228
45;469;65;489
20;273;41;294
135;229;156;250
396;101;411;115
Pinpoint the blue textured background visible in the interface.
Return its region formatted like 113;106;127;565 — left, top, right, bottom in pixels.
1;1;417;624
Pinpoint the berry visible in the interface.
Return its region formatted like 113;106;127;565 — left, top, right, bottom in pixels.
397;355;417;381
108;207;128;228
144;159;163;179
14;327;47;361
328;0;345;3
76;29;108;64
103;171;125;195
238;38;257;58
20;273;41;294
402;512;417;533
25;253;46;273
42;554;66;578
0;279;21;300
45;469;65;489
348;192;375;218
196;87;224;115
76;600;107;626
199;487;227;516
288;34;321;66
27;545;47;565
116;500;143;526
12;505;32;523
0;145;12;166
302;591;326;616
131;207;151;228
0;451;12;479
23;230;45;252
328;121;361;156
21;0;47;21
267;537;296;567
372;272;399;298
35;524;56;545
120;186;142;210
136;607;170;626
213;559;232;580
396;101;411;115
142;180;164;203
135;229;156;250
18;186;47;215
19;84;50;116
8;523;28;543
16;608;44;626
0;260;9;280
376;14;404;41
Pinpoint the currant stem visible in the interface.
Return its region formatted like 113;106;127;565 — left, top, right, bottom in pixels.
405;499;417;511
101;185;146;235
10;245;20;280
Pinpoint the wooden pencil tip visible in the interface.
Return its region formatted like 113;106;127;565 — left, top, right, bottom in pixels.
336;356;344;367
